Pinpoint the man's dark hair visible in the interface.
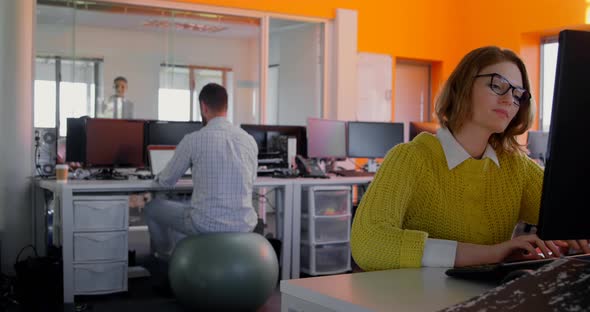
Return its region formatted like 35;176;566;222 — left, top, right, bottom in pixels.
198;83;228;112
114;76;127;84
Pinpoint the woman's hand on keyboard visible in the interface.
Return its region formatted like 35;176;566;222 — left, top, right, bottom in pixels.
499;234;562;263
455;235;564;267
559;239;590;255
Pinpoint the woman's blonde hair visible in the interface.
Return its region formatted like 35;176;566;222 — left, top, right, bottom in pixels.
435;46;534;154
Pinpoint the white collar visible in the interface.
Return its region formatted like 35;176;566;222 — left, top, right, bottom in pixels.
436;127;500;170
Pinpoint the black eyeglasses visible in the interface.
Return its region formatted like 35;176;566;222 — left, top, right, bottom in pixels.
474;73;531;107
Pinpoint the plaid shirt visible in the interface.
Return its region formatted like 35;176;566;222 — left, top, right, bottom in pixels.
155;117;258;232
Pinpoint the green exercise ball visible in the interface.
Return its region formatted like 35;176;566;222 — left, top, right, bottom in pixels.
168;232;279;311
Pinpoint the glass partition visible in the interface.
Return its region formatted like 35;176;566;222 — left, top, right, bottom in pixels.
35;0;261;132
35;1;327;132
267;18;324;126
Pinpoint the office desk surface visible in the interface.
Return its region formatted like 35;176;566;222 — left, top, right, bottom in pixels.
280;268;494;312
38;176;286;191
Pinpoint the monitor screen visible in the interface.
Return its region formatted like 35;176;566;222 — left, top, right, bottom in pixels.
409;121;439;141
526;130;549;161
65;117;86;163
347;121;404;158
240;124;307;158
147;120;203;146
85;118;145;168
537;30;590;240
306;118;347;159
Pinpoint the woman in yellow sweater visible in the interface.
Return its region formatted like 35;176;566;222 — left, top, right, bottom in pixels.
351;46;589;271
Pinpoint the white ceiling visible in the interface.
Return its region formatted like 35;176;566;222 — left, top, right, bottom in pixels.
36;4;262;39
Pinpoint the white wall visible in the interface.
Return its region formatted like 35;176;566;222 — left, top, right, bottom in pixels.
275;24;322;126
36;24;258;124
0;0;35;274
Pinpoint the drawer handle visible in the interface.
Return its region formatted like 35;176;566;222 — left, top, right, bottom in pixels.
81;266;116;273
81;234;123;242
78;203;126;210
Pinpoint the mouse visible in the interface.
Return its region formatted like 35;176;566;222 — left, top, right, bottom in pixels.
500;269;534;284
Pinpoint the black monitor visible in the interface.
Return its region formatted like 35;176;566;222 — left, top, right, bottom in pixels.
65;117;86;163
409;121;439;141
526;130;549;163
146;120;203;146
306;118;347;159
537;30;590;240
240;124;307;158
85;118;145;168
347;121;404;158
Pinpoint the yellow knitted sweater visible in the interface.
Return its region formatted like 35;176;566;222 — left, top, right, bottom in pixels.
350;133;544;271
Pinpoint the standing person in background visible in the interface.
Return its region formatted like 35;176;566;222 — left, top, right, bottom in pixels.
98;76;134;119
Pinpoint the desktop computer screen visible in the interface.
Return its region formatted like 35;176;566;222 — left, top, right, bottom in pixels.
537;30;590;240
85;118;145;168
65;117;86;163
409;121;439;141
146;120;203;146
526;130;549;162
347;121;404;158
306;118;347;159
240;124;307;157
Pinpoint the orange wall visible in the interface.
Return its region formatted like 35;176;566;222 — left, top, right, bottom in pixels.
176;0;590;127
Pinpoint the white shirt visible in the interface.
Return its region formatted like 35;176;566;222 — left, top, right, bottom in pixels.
98;95;134;119
420;127;500;267
154;117;259;232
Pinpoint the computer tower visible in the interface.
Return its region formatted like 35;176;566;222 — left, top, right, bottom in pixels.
34;127;57;176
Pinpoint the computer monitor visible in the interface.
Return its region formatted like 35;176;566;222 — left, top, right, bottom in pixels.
85;118;145;168
537;30;590;240
240;124;307;157
409;121;439;141
146;120;203;146
347;121;404;158
306;118;347;159
526;130;549;163
65;117;86;163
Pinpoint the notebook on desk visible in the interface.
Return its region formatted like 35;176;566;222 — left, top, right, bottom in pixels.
148;145;191;177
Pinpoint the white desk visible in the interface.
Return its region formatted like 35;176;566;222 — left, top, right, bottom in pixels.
34;176;373;304
34;177;293;304
280;268;494;312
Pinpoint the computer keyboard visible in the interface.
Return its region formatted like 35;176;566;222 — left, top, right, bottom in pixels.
445;253;590;283
335;170;375;177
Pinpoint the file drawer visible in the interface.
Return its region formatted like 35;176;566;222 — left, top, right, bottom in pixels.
302;187;350;216
74;262;127;294
301;215;351;244
73;196;129;231
74;231;128;262
301;243;351;275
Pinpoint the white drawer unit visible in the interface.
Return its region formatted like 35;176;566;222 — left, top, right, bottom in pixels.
73;196;129;231
301;186;352;276
74;262;128;294
301;215;351;244
300;242;351;276
72;195;129;295
74;231;128;262
302;186;351;217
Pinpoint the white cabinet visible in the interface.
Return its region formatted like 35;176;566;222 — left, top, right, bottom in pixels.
301;186;351;275
72;196;129;294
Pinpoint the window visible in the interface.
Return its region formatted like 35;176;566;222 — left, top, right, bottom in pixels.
158;65;233;122
34;57;102;135
540;39;559;131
